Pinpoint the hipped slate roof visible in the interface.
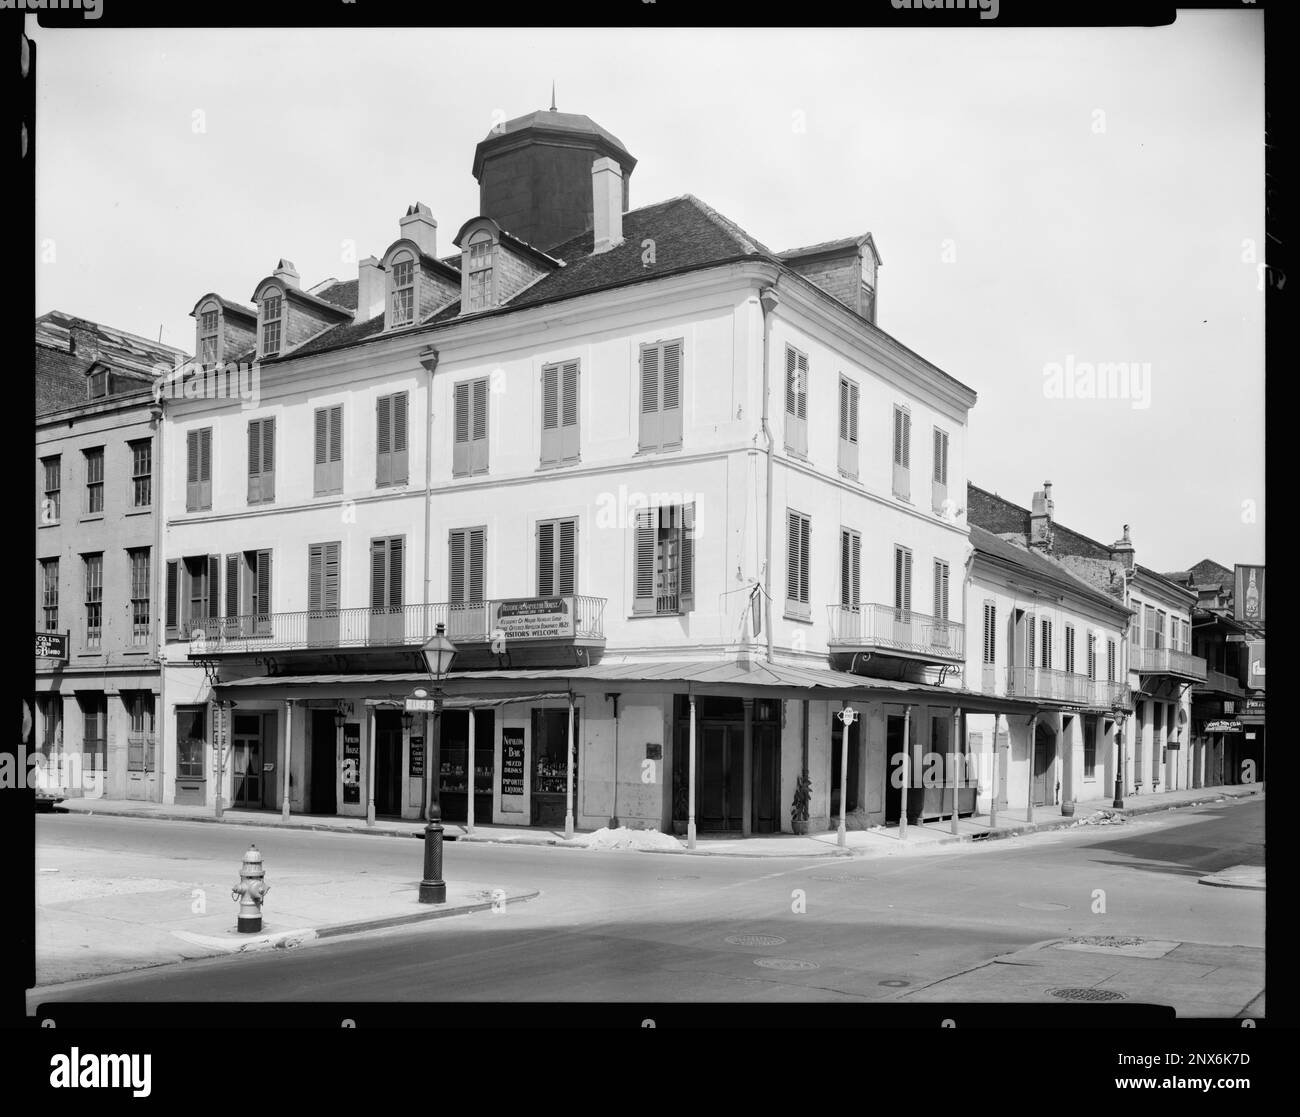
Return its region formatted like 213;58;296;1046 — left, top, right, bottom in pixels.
970;525;1131;616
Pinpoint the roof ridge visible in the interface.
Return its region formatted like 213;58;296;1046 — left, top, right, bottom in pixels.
679;194;770;256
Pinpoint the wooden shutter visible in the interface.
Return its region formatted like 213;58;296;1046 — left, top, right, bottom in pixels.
848;381;859;443
470;379;488;474
934;428;948;484
371;538;387;609
679;504;695;611
254;550;272;632
388;537;404;609
206;555;220;619
850;531;860;607
392;392;408;483
786;511;802;601
840;529;860;608
558;517;576;596
901;410;911;467
639;344;660;450
895;547;912;613
798;515;810;604
540;364;560;465
537;520;555;596
453;382;470;476
186;430;199;509
633;507;656;612
247;419;261;503
448;530;465;604
561;360;579;462
538;518;578;596
468;528;484;602
328;406;343;491
198;428;211;508
314;407;342;494
1027;614;1036;669
309;544;324;612
661;341;682;448
376;395;392;485
785;347;807;455
165;560;178;637
934;561;949;621
983;602;996;664
224;553;239;618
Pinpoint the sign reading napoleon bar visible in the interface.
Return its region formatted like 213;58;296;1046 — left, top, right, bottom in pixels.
492;598;575;641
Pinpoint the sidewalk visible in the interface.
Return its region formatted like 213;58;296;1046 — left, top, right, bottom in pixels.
53;783;1262;858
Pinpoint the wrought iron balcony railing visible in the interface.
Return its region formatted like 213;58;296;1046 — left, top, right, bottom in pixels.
179;595;606;653
827;603;965;661
1007;667;1130;709
1130;645;1207;681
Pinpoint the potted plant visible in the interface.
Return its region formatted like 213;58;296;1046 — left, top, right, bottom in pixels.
791;771;812;834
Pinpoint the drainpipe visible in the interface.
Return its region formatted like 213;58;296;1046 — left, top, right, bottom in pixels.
758;286;781;663
150;397;165;805
418;347;440;627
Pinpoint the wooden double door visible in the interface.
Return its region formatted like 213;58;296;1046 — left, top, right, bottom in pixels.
1032;722;1056;806
674;699;781;834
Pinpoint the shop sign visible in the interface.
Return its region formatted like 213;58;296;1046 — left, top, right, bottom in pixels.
342;723;361;803
409;736;424;778
1203;719;1242;734
501;728;525;797
1245;697;1264;715
1247;640;1265;690
1234;565;1265;624
35;632;68;661
491;597;575;641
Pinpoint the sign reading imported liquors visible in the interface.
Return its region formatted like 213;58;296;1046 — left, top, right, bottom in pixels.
492;597;575;641
342;723;361;803
501;729;525;797
35;632;68;661
1245;697;1265;715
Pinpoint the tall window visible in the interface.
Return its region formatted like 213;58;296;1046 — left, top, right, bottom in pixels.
130;438;152;508
893;545;913;616
1108;637;1117;681
838;377;859;478
314;404;344;495
176;707;205;780
129;548;150;646
638;339;683;452
541;360;580;466
785;510;811;617
537;518;578;596
41;558;59;631
633;504;695;615
370;536;405;613
932;427;949;513
247;416;276;504
199;308;219;368
39;696;62;756
1083;718;1098;779
224;550;273;635
181;555;220;634
467;232;493;311
390;253;415;326
1065;624;1076;674
933;559;950;622
186;427;212;511
892;406;911;499
448;528;485;604
784;345;808;456
1040;618;1054;670
453;378;490;477
982;601;997;665
260;294;282;358
839;528;861;609
375;391;409;486
1155;609;1167;649
1180;618;1190;653
126;692;156;773
1087;632;1097;680
1143;604;1157;649
84;447;104;514
83;553;103;649
80;693;107;773
41;455;60;524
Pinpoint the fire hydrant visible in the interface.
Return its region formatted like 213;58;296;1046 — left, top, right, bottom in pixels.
231;845;270;933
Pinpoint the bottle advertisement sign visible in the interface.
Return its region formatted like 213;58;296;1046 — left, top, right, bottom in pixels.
1234;565;1265;625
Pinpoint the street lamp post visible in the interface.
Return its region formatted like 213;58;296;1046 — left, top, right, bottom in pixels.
1112;707;1127;809
836;705;857;848
419;623;457;905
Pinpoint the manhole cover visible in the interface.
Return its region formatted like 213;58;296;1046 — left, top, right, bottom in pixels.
725;934;786;947
754;958;819;971
1017;901;1069;911
1050;987;1125;1002
879;979;910;987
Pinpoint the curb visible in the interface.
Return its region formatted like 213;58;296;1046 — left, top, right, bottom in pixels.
317;888;541;937
59;804;429;841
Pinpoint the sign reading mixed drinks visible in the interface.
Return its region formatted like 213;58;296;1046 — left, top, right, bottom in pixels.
491;597;575;641
501;729;525;797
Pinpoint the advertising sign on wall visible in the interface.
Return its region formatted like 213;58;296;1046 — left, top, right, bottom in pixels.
409;736;424;778
492;598;575;641
1234;565;1265;625
1246;640;1265;690
342;723;361;804
501;728;525;797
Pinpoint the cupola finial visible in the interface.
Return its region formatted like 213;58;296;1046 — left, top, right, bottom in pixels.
550;81;557;112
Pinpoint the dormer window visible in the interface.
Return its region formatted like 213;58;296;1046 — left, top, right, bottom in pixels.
199;309;219;368
467;231;494;311
260;294;282;358
87;368;109;400
390;253;415;327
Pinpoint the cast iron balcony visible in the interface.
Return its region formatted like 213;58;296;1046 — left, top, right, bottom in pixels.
1007;667;1131;709
1130;644;1207;682
827;603;965;663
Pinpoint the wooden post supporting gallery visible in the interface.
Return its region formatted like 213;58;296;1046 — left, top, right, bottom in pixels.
281;700;293;822
1026;712;1039;824
742;698;754;838
899;705;911;840
951;706;962;836
467;706;476;834
989;713;1004;829
366;705;377;826
688;692;697;850
564;694;575;840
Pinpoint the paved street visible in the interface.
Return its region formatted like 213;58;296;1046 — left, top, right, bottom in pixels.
31;796;1263;1013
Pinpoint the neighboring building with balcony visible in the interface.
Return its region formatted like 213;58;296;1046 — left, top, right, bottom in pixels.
1163;559;1265;786
963;522;1132;816
34;311;188;801
152;105;1003;837
969;481;1203;800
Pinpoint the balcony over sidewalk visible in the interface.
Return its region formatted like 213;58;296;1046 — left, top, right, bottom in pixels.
180;595;606;662
1199;668;1245;699
827;603;965;664
1007;667;1131;710
1130;644;1208;682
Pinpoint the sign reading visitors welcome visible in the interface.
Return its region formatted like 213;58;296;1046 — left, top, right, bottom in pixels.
492;597;575;641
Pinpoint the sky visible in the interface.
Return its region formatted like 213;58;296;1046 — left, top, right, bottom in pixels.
31;15;1265;572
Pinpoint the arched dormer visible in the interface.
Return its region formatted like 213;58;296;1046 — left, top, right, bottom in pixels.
253;280;287;359
454;218;500;313
190;293;259;368
380;241;420;330
195;297;222;369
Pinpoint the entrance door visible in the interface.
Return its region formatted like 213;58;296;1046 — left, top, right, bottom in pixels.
1032;723;1055;806
697;724;743;831
310;709;337;815
374;711;403;817
752;723;781;833
231;714;262;808
884;715;905;823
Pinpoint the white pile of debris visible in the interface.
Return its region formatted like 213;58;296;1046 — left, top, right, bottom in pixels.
1071;808;1126;827
583;826;684;852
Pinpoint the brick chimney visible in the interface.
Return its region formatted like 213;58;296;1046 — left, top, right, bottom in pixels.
1029;481;1054;552
273;259;301;289
400;202;438;257
66;318;99;362
356;256;386;322
591;157;624;254
1109;524;1136;573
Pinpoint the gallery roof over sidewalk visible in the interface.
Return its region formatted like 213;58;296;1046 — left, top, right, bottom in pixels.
211;659;1058;713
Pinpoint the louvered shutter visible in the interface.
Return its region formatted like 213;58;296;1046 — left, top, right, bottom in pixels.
840;530;851;606
639;345;660;450
206;555;220;620
449;531;465;604
541;365;560;465
893;409;903;465
469;379;488;474
453;382;470;476
255;550;272;632
225;553;239;631
679;504;695;610
798;515;810;604
308;544;324;612
561;360;580;461
376;395;392;485
468;528;484;602
661;342;682;448
165;560;178;637
388;537;403;609
261;419;275;501
633;507;656;613
392;392;408;483
851;532;860;608
786;512;801;601
328;406;342;491
848;382;859;442
894;548;912;614
323;542;339;611
1027;614;1036;669
558;518;576;596
198;428;211;508
314;409;328;493
901;410;911;467
934;561;948;621
786;348;807;455
247;420;262;503
537;520;555;596
785;347;797;415
186;430;199;510
371;538;387;609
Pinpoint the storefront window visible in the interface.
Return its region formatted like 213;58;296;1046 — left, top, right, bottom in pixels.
438;709;496;824
177;707;205;779
531;708;579;827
